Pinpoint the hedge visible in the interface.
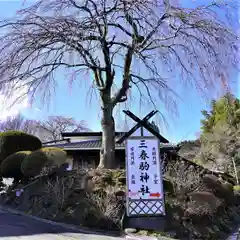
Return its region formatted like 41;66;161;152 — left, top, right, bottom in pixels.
0;131;42;163
0;151;32;181
40;147;67;165
21;147;67;177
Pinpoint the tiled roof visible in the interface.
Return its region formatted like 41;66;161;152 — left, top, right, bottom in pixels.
44;139;124;149
43;139;177;151
61;132;126;137
62;131;169;143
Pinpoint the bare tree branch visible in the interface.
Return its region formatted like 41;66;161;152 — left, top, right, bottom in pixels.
36;115;91;141
0;0;237;167
0;114;38;135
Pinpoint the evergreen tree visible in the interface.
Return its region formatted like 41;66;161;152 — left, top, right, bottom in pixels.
200;93;240;181
200;93;240;134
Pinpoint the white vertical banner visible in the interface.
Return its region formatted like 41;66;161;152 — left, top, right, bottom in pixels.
126;138;165;216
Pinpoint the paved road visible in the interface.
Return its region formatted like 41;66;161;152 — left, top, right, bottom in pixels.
0;209;125;240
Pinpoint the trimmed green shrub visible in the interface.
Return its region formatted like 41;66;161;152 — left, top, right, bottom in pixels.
21;151;48;177
0;131;42;163
40;147;67;165
39;147;67;175
0;151;32;182
21;147;67;177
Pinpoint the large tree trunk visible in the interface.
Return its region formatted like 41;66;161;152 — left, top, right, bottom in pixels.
98;96;115;169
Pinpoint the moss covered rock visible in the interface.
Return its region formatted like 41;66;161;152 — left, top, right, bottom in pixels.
90;169;126;190
0;151;32;181
21;147;67;177
0;131;42;163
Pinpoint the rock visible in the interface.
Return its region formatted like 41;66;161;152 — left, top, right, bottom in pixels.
202;174;221;189
202;174;234;203
125;228;137;234
177;140;201;161
90;169;125;188
188;191;220;205
186;191;222;217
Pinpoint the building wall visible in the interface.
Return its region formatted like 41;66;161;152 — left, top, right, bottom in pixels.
66;150;125;169
65;149;167;170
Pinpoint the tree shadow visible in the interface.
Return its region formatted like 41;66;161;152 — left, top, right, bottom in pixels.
0;211;122;238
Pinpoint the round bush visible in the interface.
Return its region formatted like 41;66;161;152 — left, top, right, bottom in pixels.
40;147;67;165
0;131;42;163
0;151;32;181
21;151;48;177
21;147;67;177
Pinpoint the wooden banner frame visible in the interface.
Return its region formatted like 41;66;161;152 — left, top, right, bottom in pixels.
122;110;166;217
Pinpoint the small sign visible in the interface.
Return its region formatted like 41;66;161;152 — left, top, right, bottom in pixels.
126;138;165;216
66;163;73;171
16;189;24;197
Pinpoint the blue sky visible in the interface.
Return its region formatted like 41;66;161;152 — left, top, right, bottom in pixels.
0;0;239;143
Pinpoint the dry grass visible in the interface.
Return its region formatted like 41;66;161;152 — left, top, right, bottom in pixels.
2;165;239;239
82;186;124;229
25;170;125;230
43;176;74;218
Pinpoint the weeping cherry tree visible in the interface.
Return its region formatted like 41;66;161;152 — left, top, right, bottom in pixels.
0;0;238;168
